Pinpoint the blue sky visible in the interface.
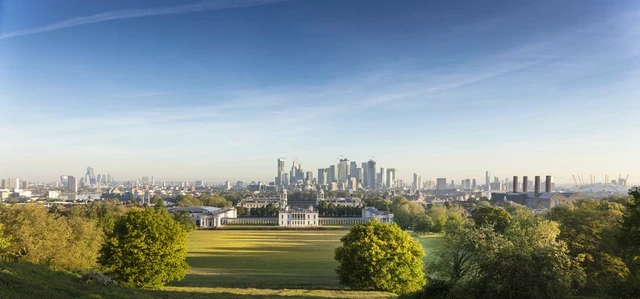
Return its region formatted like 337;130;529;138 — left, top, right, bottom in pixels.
0;0;638;184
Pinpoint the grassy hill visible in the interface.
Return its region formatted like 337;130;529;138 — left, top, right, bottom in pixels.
0;229;440;298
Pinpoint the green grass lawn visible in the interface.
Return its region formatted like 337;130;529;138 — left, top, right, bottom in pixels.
0;229;443;299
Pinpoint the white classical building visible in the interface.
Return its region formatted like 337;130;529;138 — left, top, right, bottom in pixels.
240;189;288;212
362;207;394;224
279;206;319;227
169;206;237;228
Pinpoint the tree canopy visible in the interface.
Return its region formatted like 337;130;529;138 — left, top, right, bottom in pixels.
99;208;189;289
0;204;103;271
334;220;425;294
427;216;585;298
472;206;512;233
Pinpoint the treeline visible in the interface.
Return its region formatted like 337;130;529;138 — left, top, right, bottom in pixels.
363;196;470;233
402;189;640;299
288;190;366;201
170;194;233;208
235;204;279;217
0;201;191;289
317;201;362;217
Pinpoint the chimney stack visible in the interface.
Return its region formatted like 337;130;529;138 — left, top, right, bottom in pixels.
545;175;552;193
513;176;519;193
535;176;541;194
523;176;529;192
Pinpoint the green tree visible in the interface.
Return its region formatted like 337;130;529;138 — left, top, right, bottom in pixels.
0;223;10;253
0;204;103;271
334;220;426;294
99;208;189;289
471;220;585;299
427;217;585;299
472;206;512;233
612;188;640;298
151;195;165;208
173;211;197;232
413;214;433;235
235;206;247;217
426;205;448;233
547;199;628;291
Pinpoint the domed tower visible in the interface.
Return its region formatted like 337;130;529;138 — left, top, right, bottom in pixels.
280;188;288;208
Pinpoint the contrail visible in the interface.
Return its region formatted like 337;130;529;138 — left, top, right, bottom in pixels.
0;0;288;40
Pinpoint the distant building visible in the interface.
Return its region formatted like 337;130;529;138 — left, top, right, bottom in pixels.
436;178;447;190
337;159;350;183
349;177;358;191
491;192;583;209
240;189;288;212
317;168;327;186
47;191;60;199
279;206;319;227
386;168;396;188
365;160;377;189
362;207;394;224
169;206;237;228
68;176;77;193
8;178;19;190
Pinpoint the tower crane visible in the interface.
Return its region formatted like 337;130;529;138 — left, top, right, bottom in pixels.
572;175;578;187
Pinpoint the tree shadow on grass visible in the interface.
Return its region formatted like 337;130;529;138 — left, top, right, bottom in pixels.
144;289;363;299
170;273;340;290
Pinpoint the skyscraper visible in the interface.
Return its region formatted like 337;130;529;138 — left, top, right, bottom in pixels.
413;173;419;189
437;178;447;190
318;168;327;186
350;161;358;176
8;178;19;189
418;176;423;190
68;175;77;193
485;171;491;190
60;175;69;188
277;158;285;186
386;168;396;189
379;167;386;188
329;165;337;183
365;160;376;189
86;167;96;185
337;158;350;183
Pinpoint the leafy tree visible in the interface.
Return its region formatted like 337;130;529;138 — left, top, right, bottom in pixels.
547;199;628;291
173;211;197;232
0;204;103;271
470;220;585;299
0;223;10;253
427;215;585;299
391;197;425;230
426;205;448;233
612;188;640;298
472;206;512;233
413;214;433;235
99;208;189;289
334;220;426;294
235;206;247;217
151;195;165;208
364;196;391;211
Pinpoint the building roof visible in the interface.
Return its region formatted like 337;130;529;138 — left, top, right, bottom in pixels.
171;206;221;214
364;206;392;216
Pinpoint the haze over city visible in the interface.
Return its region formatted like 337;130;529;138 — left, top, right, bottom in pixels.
1;0;639;184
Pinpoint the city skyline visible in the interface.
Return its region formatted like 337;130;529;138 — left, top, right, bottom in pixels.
1;158;635;187
1;0;639;183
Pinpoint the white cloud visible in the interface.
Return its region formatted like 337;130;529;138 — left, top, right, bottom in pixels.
0;0;289;40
